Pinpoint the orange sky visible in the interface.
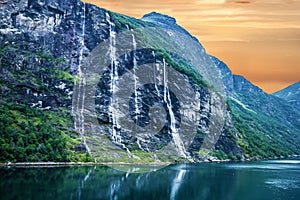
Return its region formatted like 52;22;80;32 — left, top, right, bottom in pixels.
83;0;300;93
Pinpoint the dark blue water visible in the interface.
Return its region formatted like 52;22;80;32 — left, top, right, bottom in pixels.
0;159;299;200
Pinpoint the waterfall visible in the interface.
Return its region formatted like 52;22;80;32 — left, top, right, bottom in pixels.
106;12;119;144
136;137;150;152
163;59;188;158
74;3;91;155
78;4;86;67
106;13;132;155
132;34;140;122
152;51;160;97
73;3;87;132
163;59;167;103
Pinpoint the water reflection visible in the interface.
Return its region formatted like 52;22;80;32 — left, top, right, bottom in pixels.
0;160;299;200
170;168;186;200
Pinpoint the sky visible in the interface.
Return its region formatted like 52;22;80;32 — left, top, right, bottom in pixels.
83;0;300;93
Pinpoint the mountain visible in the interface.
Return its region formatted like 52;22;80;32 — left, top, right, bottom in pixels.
142;12;200;44
273;81;300;108
212;56;300;158
0;0;299;163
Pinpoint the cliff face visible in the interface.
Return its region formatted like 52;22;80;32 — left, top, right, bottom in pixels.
0;0;299;163
0;0;111;162
1;0;98;109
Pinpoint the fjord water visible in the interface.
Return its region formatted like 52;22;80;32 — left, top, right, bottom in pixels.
0;159;299;200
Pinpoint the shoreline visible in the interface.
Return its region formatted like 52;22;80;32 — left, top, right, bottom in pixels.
0;161;171;167
1;155;299;167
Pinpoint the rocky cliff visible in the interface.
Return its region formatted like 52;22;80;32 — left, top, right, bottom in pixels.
0;0;299;163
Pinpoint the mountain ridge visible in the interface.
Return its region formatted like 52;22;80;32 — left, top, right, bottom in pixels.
0;0;299;163
273;81;300;108
141;11;202;45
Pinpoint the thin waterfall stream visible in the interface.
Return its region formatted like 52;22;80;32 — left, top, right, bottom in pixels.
163;59;188;158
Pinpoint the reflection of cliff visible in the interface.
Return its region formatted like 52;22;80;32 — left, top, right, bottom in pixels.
0;166;96;199
170;167;186;200
0;165;242;199
2;161;299;199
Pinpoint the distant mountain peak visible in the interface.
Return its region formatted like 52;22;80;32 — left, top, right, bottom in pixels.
274;81;300;94
141;11;201;45
273;81;300;107
142;12;176;24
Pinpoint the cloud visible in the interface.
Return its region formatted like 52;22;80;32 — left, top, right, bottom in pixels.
196;0;226;4
83;0;300;93
226;0;255;4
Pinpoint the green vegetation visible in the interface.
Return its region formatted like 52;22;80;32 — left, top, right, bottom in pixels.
0;102;93;162
95;149;183;164
110;11;151;31
229;98;300;159
155;49;213;91
209;150;242;161
210;150;228;160
0;43;93;163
